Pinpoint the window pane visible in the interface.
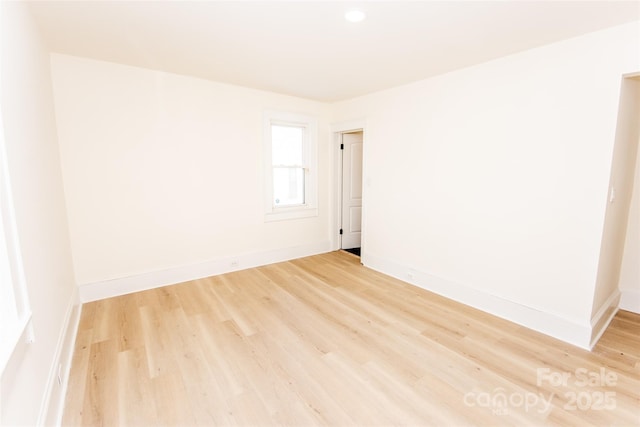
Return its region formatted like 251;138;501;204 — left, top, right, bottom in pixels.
272;125;303;166
273;167;304;206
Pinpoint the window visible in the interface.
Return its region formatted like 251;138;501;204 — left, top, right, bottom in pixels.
264;111;318;221
272;124;305;207
0;105;31;374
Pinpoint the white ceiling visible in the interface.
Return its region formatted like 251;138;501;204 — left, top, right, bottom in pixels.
28;1;640;102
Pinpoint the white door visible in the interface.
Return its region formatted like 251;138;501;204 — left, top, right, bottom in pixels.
341;131;363;250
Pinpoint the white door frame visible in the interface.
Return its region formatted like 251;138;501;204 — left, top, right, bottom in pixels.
331;119;367;260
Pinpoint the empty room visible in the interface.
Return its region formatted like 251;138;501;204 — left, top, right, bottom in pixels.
1;1;639;426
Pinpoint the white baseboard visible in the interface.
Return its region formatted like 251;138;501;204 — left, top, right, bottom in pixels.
79;241;332;302
37;286;81;426
363;253;595;350
619;288;640;313
589;290;620;349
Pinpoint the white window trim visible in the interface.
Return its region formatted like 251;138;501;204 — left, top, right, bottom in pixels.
264;110;318;222
0;105;32;375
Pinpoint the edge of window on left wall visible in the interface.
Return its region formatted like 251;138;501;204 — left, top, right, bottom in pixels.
0;314;34;375
0;102;33;376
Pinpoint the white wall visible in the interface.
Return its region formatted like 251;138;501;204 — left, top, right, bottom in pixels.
332;21;640;349
592;76;640;328
0;2;78;426
619;106;640;313
50;54;332;299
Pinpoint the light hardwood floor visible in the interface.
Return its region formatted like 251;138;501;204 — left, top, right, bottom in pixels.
63;251;640;426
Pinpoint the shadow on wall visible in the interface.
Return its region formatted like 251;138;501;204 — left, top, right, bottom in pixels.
593;74;640;335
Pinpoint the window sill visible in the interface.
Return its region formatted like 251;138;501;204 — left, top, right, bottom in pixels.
265;207;318;222
1;311;33;375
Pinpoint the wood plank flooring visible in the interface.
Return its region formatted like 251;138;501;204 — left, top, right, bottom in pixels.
62;251;640;426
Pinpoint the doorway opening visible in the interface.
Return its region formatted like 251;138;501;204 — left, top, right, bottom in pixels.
339;130;363;257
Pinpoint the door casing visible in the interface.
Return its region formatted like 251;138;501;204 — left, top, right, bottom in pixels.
330;120;367;258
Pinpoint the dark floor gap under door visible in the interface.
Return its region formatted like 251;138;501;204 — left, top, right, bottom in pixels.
343;247;361;257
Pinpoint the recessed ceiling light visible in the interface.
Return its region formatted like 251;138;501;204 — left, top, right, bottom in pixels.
345;10;366;23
